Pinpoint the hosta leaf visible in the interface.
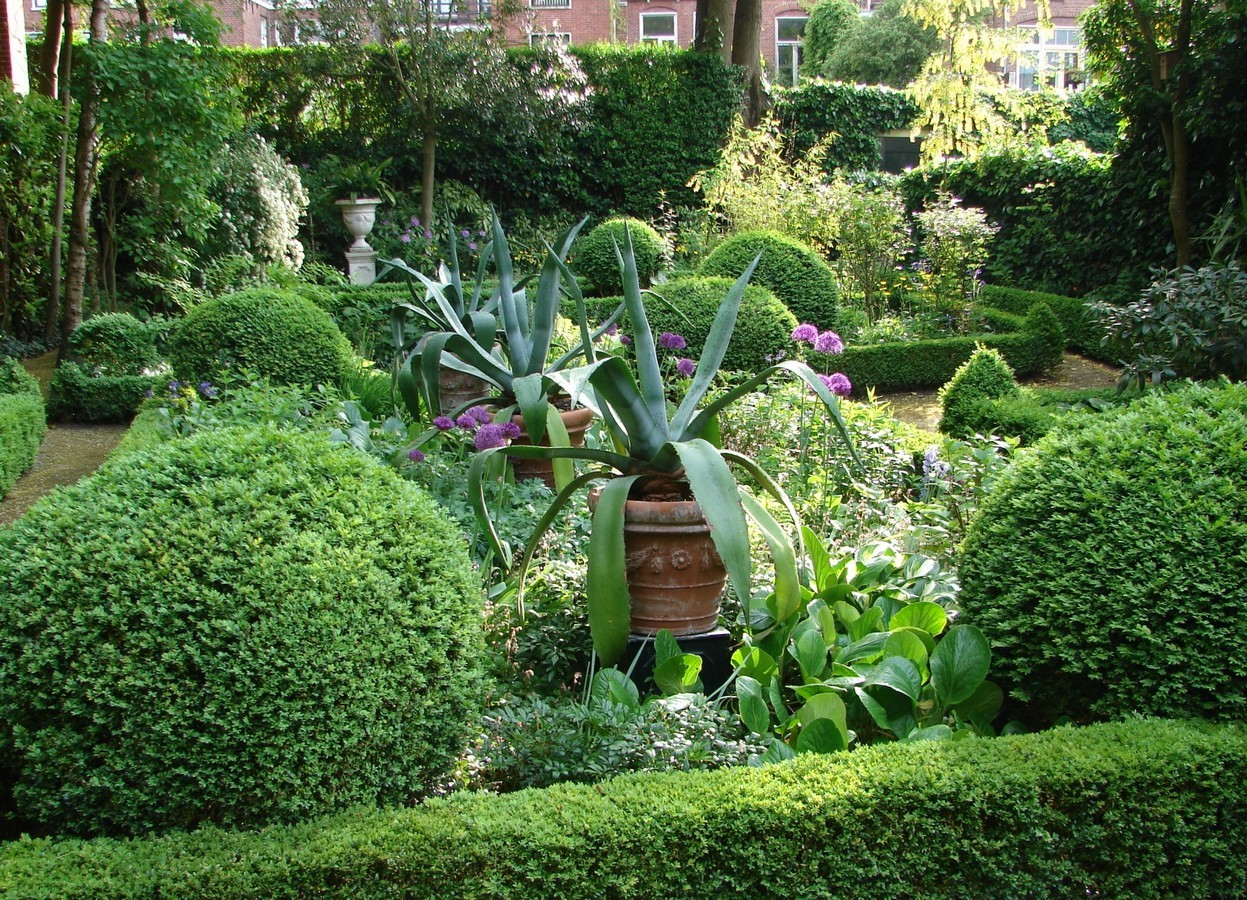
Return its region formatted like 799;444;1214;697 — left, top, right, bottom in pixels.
837;632;889;666
737;675;771;736
653;653;703;697
793;629;830;681
883;630;931;679
590;668;639;712
732;645;778;684
954;679;1004;725
795;717;849;754
890;601;948;636
863;656;923;701
847;605;885;642
930;625;992;707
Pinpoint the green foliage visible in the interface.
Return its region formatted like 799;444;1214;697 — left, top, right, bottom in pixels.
803;0;862;75
1089;263;1247;388
3;720;1246;896
912;193;998;332
66;313;163;377
46;362;165;424
831;179;908;322
938;346;1019;438
699;230;839;328
939;385;1136;446
772;81;918;173
311;282;409;362
980;283;1103;356
0;358;45;499
822;0;940;88
0;425;483;837
610;277;797;372
199;133;308;271
1022;302;1065;372
169;288;354;388
0;88;60;338
959;381;1247;725
575;218;664;294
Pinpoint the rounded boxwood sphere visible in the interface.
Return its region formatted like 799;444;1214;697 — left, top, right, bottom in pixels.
958;381;1247;726
640;277;797;372
68;313;162;377
699;230;839;329
169;288;354;388
575;217;665;295
0;426;483;837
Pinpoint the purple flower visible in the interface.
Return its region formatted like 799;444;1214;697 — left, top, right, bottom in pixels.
469;405;493;425
658;332;687;350
461;229;471;238
198;381;217;399
456;413;477;431
620;334;632;346
814;330;844;355
676;357;696;377
168;381;182;394
423;229;434;240
468;242;478;251
408;448;426;462
401;232;412;244
473;422;511;451
144;388;154;398
411;216;421;227
501;421;522;440
791;323;818;344
433;415;455;431
819;372;853;397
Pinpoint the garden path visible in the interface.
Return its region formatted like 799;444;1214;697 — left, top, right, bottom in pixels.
0;352;127;528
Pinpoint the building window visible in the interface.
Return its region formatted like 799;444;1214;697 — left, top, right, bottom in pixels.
640;11;677;45
775;16;807;86
529;31;571;46
531;0;570;8
1012;27;1084;91
259;18;269;47
31;0;47;9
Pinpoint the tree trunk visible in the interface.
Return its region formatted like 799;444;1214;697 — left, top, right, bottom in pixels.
697;0;734;59
35;0;64;97
421;117;437;230
44;0;74;343
731;0;765;127
59;0;108;361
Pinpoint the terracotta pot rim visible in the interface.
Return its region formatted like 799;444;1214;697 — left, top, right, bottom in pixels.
587;485;708;524
510;405;594;429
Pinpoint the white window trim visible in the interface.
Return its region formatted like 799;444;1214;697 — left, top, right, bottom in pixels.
775;16;806;85
640;10;678;44
530;0;571;8
529;31;571;45
31;0;48;10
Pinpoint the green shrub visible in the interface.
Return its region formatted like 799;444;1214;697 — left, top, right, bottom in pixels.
169;288;354;388
938;346;1019;437
698;230;839;328
575;218;664;294
66;313;162;376
621;276;797;371
959;381;1247;725
980;283;1105;357
1023;301;1066;372
0;358;45;498
1;720;1245;896
46;361;165;423
0;425;483;837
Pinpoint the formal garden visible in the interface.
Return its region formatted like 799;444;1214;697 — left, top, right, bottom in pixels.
1;0;1247;892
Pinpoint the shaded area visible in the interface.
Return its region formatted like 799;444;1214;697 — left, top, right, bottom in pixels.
880;352;1121;432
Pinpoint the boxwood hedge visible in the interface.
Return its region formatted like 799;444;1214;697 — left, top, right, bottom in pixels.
959;381;1247;725
0;720;1243;897
46;361;166;423
698;230;839;329
0;425;483;838
0;358;44;498
980;283;1109;359
575;217;665;295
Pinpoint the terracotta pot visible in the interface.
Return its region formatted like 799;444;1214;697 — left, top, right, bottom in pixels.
590;486;727;637
509;405;595;490
437;363;493;415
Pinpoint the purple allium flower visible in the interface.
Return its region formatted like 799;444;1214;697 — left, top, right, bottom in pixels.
473;422;511;451
819;372;853;397
408;448;426;462
423;229;434;240
478;229;487;238
658;332;687;350
501;421;522;440
620;334;632;346
791;323;819;344
676;357;696;377
468;242;478;251
198;381;217;399
433;415;455;431
401;232;412;244
814;331;844;355
469;405;493;425
168;381;181;394
461;229;471;239
604;322;619;336
144;388;154;398
411;216;421;227
923;446;950;480
456;413;478;431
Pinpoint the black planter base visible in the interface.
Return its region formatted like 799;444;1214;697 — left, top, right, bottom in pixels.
624;626;734;697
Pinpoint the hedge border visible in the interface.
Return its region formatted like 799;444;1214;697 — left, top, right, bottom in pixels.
0;720;1243;898
46;362;166;424
0;392;46;498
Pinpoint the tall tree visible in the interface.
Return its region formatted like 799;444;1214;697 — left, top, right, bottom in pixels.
731;0;764;126
696;0;735;58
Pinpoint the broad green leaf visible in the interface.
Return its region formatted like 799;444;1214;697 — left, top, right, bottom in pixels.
930;625;992;707
654;629;681;667
751;738;797;767
740;491;801;623
890;625;937;656
792;683;842;700
802;524;832;591
837;632;889;666
883;630;931;679
953;679;1004;724
795;717;849;754
847;605;884;642
732;645;778;684
874;596;902;627
796;691;849;733
793;630;830;682
672;440;752;612
833;600;860;627
737;675;771;736
863;656;923;701
904;724;954;742
890;601;948;636
654;653;703;696
816;604;838;646
586;475;641;666
590;668;640;712
543;404;575;493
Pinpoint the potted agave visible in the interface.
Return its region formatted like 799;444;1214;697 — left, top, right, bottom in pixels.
469;231;863;666
397;214;619;488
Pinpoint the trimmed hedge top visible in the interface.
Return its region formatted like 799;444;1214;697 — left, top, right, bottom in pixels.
959;380;1247;725
0;425;483;837
169;288;354;387
575;217;665;295
0;719;1244;897
699;230;839;329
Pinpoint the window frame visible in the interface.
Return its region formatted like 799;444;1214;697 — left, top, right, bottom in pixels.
639;10;678;45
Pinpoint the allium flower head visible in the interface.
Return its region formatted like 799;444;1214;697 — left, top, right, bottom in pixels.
433;415;455;431
620;334;632;346
461;229;471;239
168;381;182;395
473;422;511;451
814;331;844;355
408;448;426;462
820;372;852;397
469;405;493;425
198;381;217;399
658;332;687;350
456;413;477;431
501;422;522;440
676;357;696;377
791;323;818;344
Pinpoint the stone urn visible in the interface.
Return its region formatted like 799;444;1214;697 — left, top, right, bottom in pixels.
334;197;382;252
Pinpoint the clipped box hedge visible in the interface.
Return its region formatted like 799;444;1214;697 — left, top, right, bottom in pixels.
980;284;1110;359
0;394;45;499
1;719;1244;898
46;362;165;423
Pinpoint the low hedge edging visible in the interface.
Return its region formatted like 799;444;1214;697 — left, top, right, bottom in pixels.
0;392;45;499
46;362;166;423
1;719;1243;897
981;284;1110;359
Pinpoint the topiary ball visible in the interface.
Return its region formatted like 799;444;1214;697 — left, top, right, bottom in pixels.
575;218;665;295
68;313;162;377
0;426;483;837
169;288;354;388
938;345;1019;437
699;230;839;329
637;277;798;372
958;381;1247;726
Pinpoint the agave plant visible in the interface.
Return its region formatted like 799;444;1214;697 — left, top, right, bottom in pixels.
469;230;864;666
